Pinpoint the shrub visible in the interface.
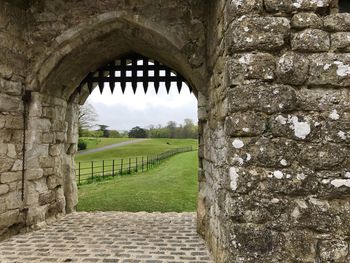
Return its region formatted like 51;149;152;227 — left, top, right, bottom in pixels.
78;139;87;150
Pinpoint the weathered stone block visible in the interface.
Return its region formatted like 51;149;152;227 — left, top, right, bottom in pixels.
39;156;54;168
0;209;19;229
26;206;46;226
39;191;55;205
308;53;350;86
291;13;323;29
49;145;60;156
0;79;22;96
331;32;350;51
26;169;44;181
299;143;346;170
291;29;330;52
229;137;298;168
225;0;263;22
282;230;317;262
228;83;297;114
289;198;340;233
0;158;15;173
11;159;23;171
0;184;9;195
5;191;21;209
226;16;290;52
0;143;7;156
0;171;21;184
324;13;350;31
269;114;318;141
225;53;276;84
318;240;349;262
55;132;66;143
224;111;267;137
5;115;23;130
29;118;51;132
297;88;350;111
265;0;332;13
41;132;54;144
6;144;17;159
0;94;22;112
51;120;67;132
276;52;309;85
229;224;285;260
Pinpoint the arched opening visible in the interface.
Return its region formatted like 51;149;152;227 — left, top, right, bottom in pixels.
18;13;211;262
72;53;199;213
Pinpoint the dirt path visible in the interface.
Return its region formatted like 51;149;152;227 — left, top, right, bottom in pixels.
77;139;150;156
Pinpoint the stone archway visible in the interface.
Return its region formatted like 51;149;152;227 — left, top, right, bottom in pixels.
23;9;210;225
1;1;350;262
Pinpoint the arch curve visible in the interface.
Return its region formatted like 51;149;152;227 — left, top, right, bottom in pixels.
27;12;208;99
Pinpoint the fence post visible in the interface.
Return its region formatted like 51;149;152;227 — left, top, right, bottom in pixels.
112;160;115;177
78;162;81;185
136;157;138;173
91;161;94;181
147;156;149;170
142;157;144;172
102;160;105;178
120;159;123;176
128;158;131;174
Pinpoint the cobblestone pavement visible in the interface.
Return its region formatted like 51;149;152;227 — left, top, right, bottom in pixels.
0;212;213;263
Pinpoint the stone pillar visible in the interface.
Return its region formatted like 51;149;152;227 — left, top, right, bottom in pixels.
0;1;28;240
63;101;79;213
202;0;350;261
24;93;77;227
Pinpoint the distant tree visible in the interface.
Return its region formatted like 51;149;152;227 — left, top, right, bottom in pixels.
182;118;196;138
109;130;121;138
146;119;198;139
78;103;98;136
128;126;148;138
119;130;129;138
98;124;110;138
166;121;177;138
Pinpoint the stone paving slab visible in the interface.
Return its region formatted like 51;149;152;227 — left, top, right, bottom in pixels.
0;212;213;263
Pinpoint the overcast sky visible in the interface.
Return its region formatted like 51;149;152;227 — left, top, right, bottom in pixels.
87;83;197;131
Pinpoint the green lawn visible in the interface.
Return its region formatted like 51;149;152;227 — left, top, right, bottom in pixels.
79;137;133;150
77;151;198;212
76;138;198;163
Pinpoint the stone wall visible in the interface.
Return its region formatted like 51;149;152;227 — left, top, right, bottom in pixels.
199;0;350;262
0;0;210;241
1;0;350;262
0;1;28;240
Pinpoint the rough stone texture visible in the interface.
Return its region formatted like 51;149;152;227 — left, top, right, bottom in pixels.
0;212;213;263
201;0;350;262
1;0;350;262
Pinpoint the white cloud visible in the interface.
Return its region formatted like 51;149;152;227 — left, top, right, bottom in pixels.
87;82;197;130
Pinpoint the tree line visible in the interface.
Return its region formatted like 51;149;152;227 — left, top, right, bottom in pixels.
78;103;197;139
128;119;197;139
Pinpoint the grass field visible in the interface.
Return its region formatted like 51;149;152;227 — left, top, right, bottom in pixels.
76;138;198;163
78;151;198;212
79;137;133;150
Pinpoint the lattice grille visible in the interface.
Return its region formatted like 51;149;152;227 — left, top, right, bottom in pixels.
77;53;190;95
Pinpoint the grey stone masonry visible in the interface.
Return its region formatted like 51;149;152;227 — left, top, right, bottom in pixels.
0;212;213;263
2;0;350;262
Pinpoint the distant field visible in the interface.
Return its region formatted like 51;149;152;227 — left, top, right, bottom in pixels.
75;138;198;163
78;137;133;150
78;151;198;212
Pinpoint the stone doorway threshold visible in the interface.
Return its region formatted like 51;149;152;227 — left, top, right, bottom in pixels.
0;212;213;263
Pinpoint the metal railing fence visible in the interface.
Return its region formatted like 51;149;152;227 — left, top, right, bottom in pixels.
76;147;193;185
